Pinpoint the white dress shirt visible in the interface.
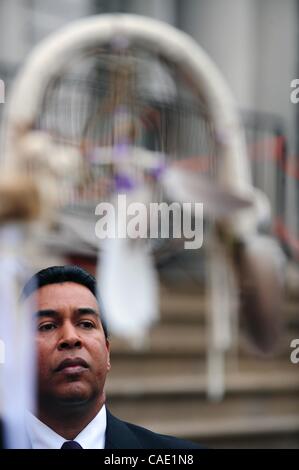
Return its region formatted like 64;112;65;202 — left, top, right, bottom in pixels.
26;404;107;449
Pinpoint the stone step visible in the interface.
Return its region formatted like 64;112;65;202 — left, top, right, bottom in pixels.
110;325;298;359
109;352;297;380
109;355;207;377
106;360;299;397
139;413;299;446
159;291;299;326
106;392;299;442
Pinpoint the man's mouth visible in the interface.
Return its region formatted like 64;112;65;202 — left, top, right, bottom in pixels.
55;358;89;374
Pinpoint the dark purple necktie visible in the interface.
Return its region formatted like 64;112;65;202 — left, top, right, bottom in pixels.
61;440;83;449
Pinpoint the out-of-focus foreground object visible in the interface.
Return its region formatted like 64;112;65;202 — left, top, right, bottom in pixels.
0;175;41;448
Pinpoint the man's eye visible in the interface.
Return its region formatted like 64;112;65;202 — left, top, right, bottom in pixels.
79;321;95;329
38;323;56;332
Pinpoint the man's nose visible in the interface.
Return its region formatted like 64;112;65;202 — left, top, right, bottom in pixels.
58;322;82;350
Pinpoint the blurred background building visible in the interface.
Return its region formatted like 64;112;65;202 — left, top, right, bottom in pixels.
0;0;299;448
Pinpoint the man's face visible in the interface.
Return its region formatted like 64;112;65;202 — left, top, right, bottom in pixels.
28;282;110;408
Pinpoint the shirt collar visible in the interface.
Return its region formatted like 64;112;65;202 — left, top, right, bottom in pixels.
26;404;107;449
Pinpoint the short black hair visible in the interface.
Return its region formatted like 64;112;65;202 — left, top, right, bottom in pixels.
21;265;108;338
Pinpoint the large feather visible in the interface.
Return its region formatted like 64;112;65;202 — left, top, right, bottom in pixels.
161;166;253;217
97;188;159;347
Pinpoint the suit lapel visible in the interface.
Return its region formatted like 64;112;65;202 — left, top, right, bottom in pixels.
105;409;142;449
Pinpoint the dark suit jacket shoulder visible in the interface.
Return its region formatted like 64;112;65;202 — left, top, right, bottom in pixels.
105;409;202;449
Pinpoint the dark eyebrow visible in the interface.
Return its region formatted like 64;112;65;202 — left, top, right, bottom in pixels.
75;308;99;317
34;308;100;321
35;309;60;319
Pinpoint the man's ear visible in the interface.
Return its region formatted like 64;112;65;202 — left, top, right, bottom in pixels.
106;339;111;371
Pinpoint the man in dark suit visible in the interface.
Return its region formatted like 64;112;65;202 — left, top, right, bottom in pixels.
20;265;201;449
